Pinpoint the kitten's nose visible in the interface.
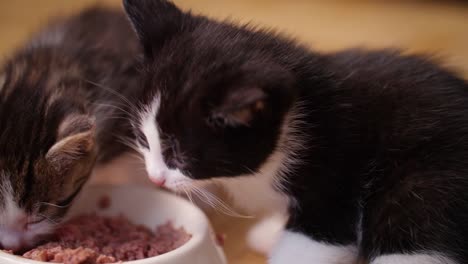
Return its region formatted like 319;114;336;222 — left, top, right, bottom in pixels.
149;170;167;187
152;178;166;187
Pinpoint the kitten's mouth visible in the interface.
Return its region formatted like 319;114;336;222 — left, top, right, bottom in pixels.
0;231;55;254
0;240;28;254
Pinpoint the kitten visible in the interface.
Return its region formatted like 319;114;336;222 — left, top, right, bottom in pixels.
0;7;139;251
124;0;468;263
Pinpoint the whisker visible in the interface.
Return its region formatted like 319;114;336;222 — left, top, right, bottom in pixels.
117;156;145;165
182;185;195;205
190;185;253;218
92;102;134;118
37;213;60;225
242;165;256;175
37;201;71;209
101;114;135;122
126;152;145;163
116;136;143;155
84;79;139;113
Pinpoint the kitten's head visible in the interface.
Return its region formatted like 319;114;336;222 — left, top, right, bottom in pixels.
124;0;302;190
0;55;96;251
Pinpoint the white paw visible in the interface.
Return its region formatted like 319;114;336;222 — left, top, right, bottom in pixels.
371;253;456;264
247;213;287;255
269;231;357;264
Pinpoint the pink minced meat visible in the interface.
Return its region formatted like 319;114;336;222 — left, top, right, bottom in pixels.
21;214;191;264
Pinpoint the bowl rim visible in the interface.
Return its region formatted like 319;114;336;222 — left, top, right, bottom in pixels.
0;184;213;264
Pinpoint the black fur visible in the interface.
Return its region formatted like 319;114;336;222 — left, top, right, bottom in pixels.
124;0;468;262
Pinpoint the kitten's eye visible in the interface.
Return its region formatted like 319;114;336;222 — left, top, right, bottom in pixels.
56;180;86;207
28;215;46;225
136;131;150;149
206;115;228;128
162;135;177;154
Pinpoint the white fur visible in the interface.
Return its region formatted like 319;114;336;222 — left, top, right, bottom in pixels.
141;98;167;175
270;231;358;264
247;213;287;255
0;181;24;229
0;178;53;249
371;253;456;264
139;95;193;190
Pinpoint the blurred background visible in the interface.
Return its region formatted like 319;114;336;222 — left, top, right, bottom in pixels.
0;1;467;263
1;0;468;77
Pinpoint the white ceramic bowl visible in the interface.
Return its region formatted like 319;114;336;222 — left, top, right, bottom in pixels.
0;185;227;264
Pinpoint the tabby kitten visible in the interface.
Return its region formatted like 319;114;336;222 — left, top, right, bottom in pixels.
123;0;468;263
0;7;139;251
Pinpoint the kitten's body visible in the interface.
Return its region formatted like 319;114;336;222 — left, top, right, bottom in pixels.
123;1;468;263
0;7;139;250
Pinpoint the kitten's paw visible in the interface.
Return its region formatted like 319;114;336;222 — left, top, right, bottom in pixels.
247;213;287;255
269;231;357;264
370;253;456;264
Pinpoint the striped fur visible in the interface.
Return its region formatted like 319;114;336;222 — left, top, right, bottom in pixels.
0;7;140;250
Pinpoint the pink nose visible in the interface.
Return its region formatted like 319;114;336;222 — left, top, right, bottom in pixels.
150;177;166;187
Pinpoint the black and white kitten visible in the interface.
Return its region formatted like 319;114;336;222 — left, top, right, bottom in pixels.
0;7;139;251
124;0;468;263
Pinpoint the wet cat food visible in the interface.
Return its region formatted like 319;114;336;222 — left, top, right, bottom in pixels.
20;214;191;264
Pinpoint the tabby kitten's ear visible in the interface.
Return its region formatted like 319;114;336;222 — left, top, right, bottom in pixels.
123;0;186;59
46;115;96;171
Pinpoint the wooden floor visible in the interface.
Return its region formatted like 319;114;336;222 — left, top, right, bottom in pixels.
1;1;468;263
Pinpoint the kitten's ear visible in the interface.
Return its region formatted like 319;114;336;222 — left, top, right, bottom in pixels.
123;0;185;59
209;65;296;127
210;87;267;127
46;115;96;171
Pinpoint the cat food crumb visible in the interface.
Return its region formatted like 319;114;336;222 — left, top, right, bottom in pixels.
98;195;111;209
19;214;191;264
215;233;226;247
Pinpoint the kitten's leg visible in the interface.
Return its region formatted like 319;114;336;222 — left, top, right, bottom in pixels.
361;169;467;264
269;230;357;264
268;202;359;263
247;213;287;255
268;176;360;263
